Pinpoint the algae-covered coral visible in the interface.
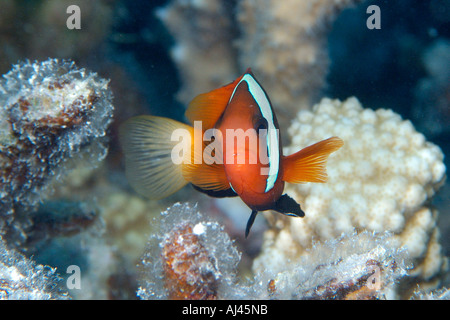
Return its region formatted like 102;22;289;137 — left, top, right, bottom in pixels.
0;58;113;246
137;203;414;300
255;230;411;300
0;236;69;299
137;203;241;300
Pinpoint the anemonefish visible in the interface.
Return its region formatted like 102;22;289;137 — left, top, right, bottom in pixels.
120;69;343;237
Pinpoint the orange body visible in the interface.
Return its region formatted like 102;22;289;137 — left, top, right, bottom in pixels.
215;79;285;211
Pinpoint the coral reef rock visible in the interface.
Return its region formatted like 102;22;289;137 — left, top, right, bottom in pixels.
255;97;447;292
0;236;69;300
136;204;425;300
136;203;449;299
412;287;450;300
0;58;114;246
253;231;410;300
137;203;241;300
155;0;238;105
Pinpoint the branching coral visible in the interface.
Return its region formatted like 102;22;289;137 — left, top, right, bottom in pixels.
237;0;363;129
157;0;362;131
0;58;114;246
155;0;238;105
97;190;165;265
137;203;241;300
255;97;447;290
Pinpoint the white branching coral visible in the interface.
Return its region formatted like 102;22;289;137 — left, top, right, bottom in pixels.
256;97;446;286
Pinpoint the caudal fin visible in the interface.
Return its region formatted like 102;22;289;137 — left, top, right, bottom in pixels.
282;136;344;183
119;115;192;199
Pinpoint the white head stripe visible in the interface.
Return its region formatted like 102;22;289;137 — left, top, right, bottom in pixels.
229;73;280;192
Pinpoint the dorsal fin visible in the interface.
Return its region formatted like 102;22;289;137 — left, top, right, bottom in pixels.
185;73;245;129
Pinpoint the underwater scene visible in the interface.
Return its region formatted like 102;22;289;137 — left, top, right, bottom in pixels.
0;0;449;301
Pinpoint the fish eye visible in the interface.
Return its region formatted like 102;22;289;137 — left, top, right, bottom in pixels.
254;118;268;134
